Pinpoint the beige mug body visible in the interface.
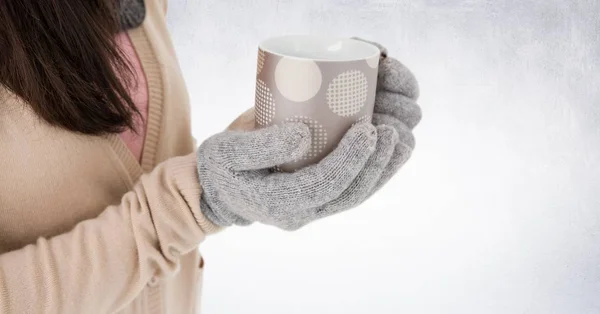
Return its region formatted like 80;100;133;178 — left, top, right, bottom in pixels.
255;35;380;171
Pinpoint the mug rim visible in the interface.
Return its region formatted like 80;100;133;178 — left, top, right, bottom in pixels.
259;35;380;62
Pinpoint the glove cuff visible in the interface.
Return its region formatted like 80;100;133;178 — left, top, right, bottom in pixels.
199;197;231;227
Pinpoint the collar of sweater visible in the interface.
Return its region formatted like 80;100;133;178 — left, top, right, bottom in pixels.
119;0;146;31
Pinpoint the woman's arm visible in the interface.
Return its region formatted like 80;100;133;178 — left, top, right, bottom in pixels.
0;153;219;314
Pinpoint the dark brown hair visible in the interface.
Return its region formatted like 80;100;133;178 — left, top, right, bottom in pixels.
0;0;139;135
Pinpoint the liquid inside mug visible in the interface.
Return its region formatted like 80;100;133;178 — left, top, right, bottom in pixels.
254;35;380;172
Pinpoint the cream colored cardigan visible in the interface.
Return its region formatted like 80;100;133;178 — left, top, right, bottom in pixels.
0;0;223;313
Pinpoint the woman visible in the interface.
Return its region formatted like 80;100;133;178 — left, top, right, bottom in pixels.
0;0;421;313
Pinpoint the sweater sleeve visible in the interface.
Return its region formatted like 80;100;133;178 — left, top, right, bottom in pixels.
157;0;168;15
0;152;220;314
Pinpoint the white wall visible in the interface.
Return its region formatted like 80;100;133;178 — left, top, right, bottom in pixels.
166;1;600;313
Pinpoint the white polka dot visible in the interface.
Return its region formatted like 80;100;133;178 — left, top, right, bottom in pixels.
255;79;275;126
366;55;379;69
257;49;265;75
355;115;372;125
327;70;368;117
275;57;322;102
284;116;327;160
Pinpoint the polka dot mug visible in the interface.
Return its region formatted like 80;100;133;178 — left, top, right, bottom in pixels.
255;35;380;172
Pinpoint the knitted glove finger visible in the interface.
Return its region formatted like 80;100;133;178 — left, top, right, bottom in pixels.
372;113;415;149
377;57;419;100
200;122;311;171
254;123;378;213
351;37;418;99
310;125;398;220
370;115;414;194
375;91;421;130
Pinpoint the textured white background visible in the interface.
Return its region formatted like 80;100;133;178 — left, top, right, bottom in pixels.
166;1;600;313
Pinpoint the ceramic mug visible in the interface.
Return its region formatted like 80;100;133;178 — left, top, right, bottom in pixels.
255;35;380;171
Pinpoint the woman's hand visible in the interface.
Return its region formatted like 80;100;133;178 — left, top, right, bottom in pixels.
196;40;421;230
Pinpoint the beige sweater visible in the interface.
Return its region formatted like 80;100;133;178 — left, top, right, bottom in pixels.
0;0;224;313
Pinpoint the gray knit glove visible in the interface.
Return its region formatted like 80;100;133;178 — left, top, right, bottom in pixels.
197;41;421;230
353;38;422;192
